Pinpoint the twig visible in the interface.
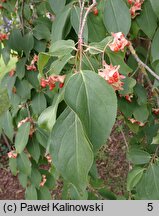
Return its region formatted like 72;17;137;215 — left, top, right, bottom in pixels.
26;102;31;118
129;44;159;81
78;0;97;71
78;0;82;7
2;133;11;151
20;0;25;35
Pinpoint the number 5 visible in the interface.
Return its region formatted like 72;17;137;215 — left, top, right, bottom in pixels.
147;203;153;211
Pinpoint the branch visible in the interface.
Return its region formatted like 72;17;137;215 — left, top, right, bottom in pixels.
78;0;97;71
79;0;97;43
129;44;159;81
78;0;82;8
2;133;11;151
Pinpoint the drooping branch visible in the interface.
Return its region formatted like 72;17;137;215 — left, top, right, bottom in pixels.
129;44;159;81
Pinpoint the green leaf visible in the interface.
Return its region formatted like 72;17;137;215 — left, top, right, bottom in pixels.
17;152;31;176
64;70;117;151
27;137;40;163
18;173;28;188
36;127;49;148
51;7;71;42
33;24;50;41
9;158;17;176
16;57;26;79
8;29;23;53
16;79;31;100
38;52;51;74
30;167;41;188
25;185;37;200
107;51;132;75
127;148;151;165
127;167;145;191
31;93;46;115
1;111;14;141
34;38;47;53
151;28;159;63
103;0;131;35
38;186;51;200
151;133;159;144
136;164;159;199
118;97;136;118
133;105;149;122
119;77;136;96
71;6;88;43
49;54;74;75
87;13;106;42
98;188;117;200
50;108;93;193
136;0;157;39
134;84;147;105
22;32;34;56
49;0;66;14
50;39;75;56
38;90;63;131
15;122;30;154
150;0;159;18
8;30;34;55
2;47;10;65
0;88;10;117
89;36;113;55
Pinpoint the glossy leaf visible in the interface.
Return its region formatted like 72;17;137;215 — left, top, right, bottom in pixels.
64;70;117;151
50;108;93;193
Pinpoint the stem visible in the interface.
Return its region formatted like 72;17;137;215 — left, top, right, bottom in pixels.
26;102;31;118
129;44;159;81
2;133;11;151
78;0;97;71
20;0;25;35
